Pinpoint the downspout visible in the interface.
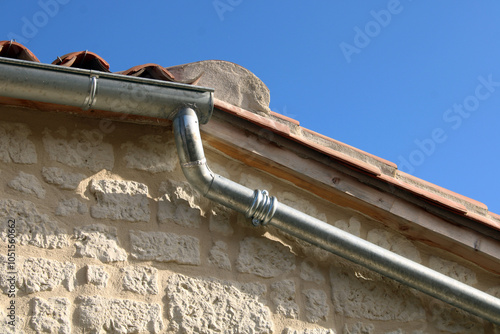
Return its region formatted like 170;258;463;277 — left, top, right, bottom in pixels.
1;57;499;325
173;107;500;326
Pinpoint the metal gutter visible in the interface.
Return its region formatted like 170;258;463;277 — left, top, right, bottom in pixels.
0;57;214;123
174;107;500;325
1;57;499;325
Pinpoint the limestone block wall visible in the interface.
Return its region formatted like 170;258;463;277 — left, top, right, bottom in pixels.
0;105;499;334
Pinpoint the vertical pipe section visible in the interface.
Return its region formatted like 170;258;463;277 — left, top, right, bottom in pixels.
173;107;500;325
174;107;256;214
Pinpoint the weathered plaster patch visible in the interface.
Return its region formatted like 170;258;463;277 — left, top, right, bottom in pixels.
157;180;206;228
270;279;299;319
209;204;234;236
208;240;232;270
122;134;178;173
56;197;88;216
428;256;477;285
165;273;273;333
121;265;159;295
8;171;46;198
300;260;326;284
333;216;361;237
130;230;200;265
89;179;150;222
77;296;163;333
330;266;425;321
303;289;329;323
42;166;86;190
86;265;109;288
42;127;114;171
0;199;68;248
0;121;37;164
30;297;71;334
74;224;127;262
236;237;296;278
367;229;422;263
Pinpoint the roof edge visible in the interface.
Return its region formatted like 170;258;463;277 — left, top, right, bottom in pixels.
213;98;499;232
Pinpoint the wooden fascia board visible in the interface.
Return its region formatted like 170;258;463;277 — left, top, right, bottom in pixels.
202;111;500;274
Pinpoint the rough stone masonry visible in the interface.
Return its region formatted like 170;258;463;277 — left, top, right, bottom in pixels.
0;105;499;334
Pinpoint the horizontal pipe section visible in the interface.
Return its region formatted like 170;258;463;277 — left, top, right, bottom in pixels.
173;107;500;325
0;57;214;124
270;204;500;324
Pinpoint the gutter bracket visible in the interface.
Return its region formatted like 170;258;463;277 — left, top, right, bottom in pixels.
82;74;98;110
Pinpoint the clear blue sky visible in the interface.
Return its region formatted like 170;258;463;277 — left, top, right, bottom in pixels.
3;1;500;213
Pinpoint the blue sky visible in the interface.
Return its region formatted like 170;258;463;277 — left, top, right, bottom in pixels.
3;1;500;213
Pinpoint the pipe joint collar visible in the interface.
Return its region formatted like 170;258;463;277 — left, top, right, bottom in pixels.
246;189;278;226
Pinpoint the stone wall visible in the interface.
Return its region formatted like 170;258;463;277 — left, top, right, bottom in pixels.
0;105;499;333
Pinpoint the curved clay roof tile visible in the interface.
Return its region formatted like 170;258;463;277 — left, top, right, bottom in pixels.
0;40;40;62
52;51;110;72
118;63;204;85
118;63;175;81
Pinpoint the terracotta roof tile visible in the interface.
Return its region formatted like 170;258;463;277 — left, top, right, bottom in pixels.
118;64;204;84
465;212;500;232
213;95;500;234
0;40;498;233
52;51;110;72
118;63;175;81
301;127;397;169
215;98;292;137
397;171;488;212
270;110;300;126
213;97;500;231
491;212;500;221
0;40;39;62
289;133;382;176
215;98;382;176
377;174;468;215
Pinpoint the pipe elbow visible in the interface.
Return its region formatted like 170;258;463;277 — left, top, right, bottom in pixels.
180;160;215;196
173;107;215;196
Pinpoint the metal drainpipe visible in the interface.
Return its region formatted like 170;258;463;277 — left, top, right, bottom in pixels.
1;57;500;325
173;106;500;325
